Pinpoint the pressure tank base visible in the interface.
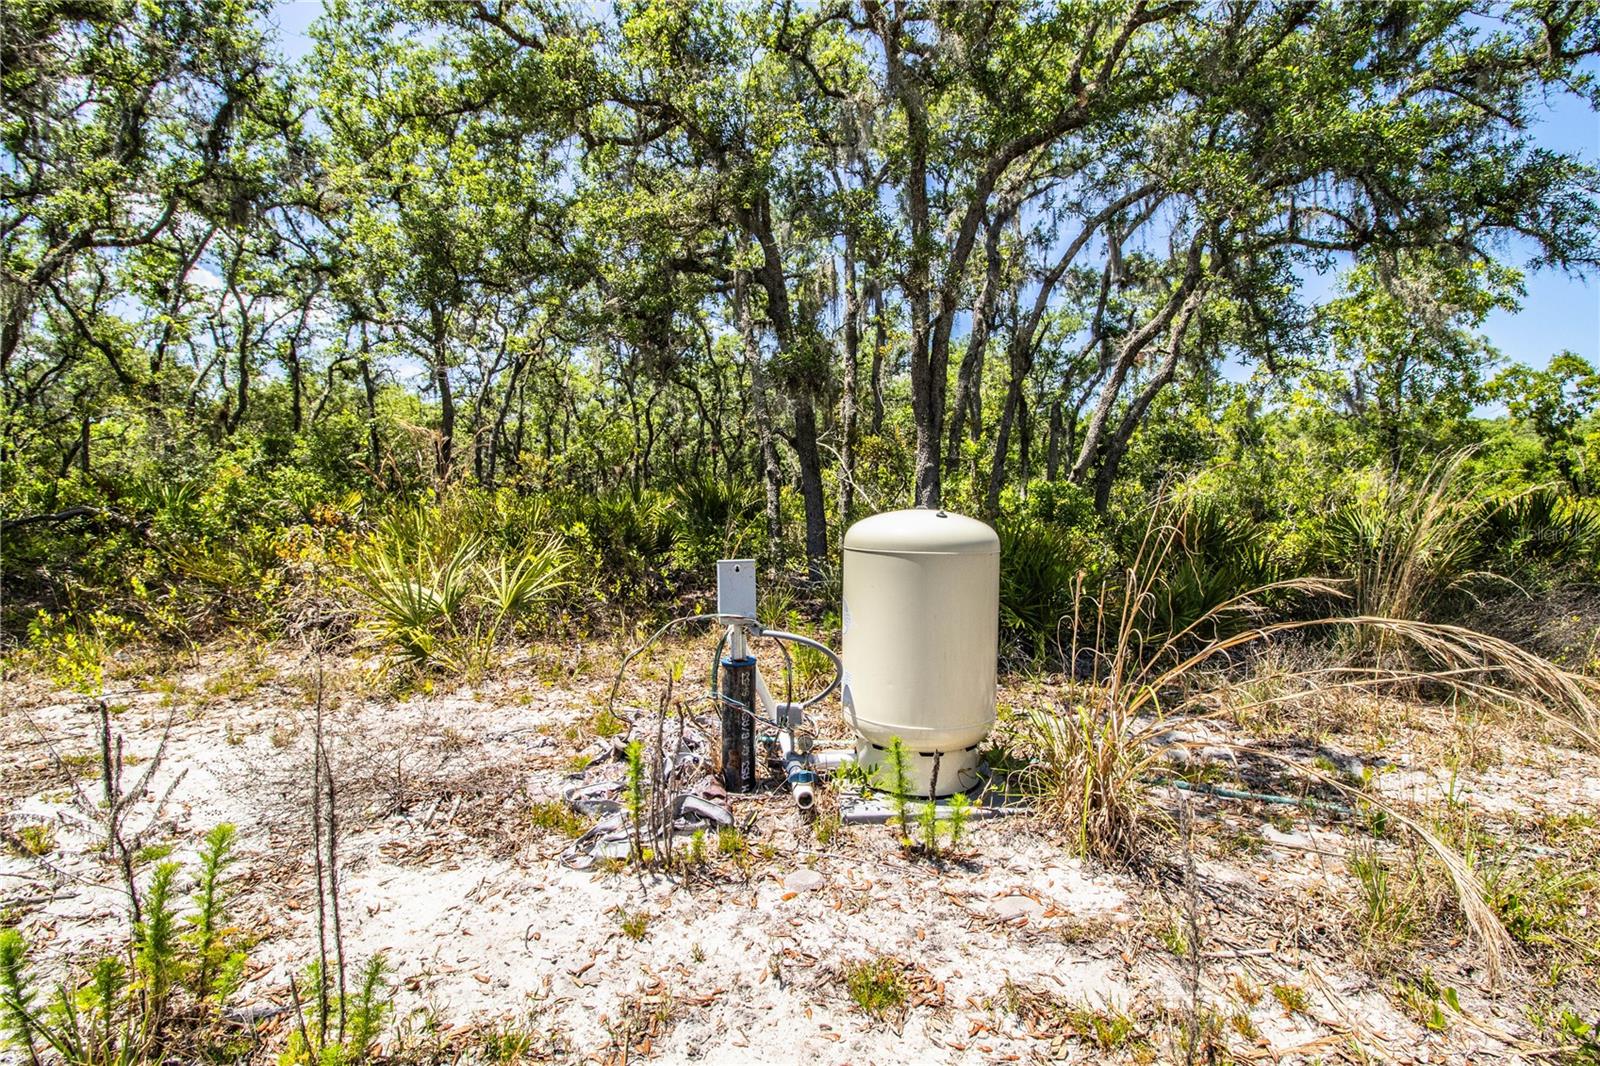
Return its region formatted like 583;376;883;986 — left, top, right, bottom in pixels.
855;739;983;798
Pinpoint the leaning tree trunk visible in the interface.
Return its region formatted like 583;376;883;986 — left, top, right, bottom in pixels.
839;249;861;530
985;332;1036;517
1069;238;1206;505
736;272;785;558
428;303;456;489
946;207;1012;472
738;199;830;572
985;377;1023;517
793;396;829;574
1090;288;1205;510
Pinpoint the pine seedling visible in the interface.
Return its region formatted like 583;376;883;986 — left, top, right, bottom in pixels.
345;955;392;1064
189;823;237;1002
716;826;746;856
0;929;41;1066
213;951;246;1014
134;861;180;1031
624;739;646;863
83;956;128;1064
918;800;940;855
688;829;707;867
946;791;972;848
882;737;913;843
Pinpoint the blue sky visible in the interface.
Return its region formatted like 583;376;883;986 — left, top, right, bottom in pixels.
267;1;1598;373
266;1;321;56
1479;88;1598;370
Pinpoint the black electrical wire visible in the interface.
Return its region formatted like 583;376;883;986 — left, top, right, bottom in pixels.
707;632;791;733
756;630;795;711
606;613;752;726
709;627;729;698
758;629;842;712
696;619;844;738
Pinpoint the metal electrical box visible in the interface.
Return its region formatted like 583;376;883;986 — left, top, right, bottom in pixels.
716;559;757;621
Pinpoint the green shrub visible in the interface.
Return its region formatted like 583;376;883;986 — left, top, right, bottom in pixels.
998;519;1107;661
1142;497;1280;643
669;472;761;570
555;488;678;600
1321;456;1488;621
1020;479;1101;529
842;956;908;1022
0;825;249;1065
345;495;573;671
1478;487;1600;579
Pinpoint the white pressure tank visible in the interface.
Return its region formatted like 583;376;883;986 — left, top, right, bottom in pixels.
841;508;999;797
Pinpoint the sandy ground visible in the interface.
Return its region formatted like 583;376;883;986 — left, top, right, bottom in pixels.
2;635;1598;1065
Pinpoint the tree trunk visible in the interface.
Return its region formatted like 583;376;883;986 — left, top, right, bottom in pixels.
357;324;383;485
868;276;887;435
985;332;1036;516
946;207;1011;471
1018;390;1032;491
225;318;249;435
793;396;828;572
512;371;531;479
737;196;828;571
288;343;303;433
1046;397;1063;481
877;25;938;507
286;278;320;435
985;375;1023;517
736;270;784;558
487;346;534;489
1069;236;1207;499
59;416;90;477
640;380;661;487
839;249;861;530
621;355;641;496
429;303;455;487
1089;287;1205;510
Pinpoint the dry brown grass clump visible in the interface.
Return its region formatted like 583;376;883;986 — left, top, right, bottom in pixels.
1016;509;1600;985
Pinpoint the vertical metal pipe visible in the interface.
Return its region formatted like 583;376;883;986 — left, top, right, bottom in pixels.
719;652;757;792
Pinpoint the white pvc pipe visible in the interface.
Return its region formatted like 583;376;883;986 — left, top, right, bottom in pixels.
777;730;815;810
753;662;778;722
804;747;856;771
